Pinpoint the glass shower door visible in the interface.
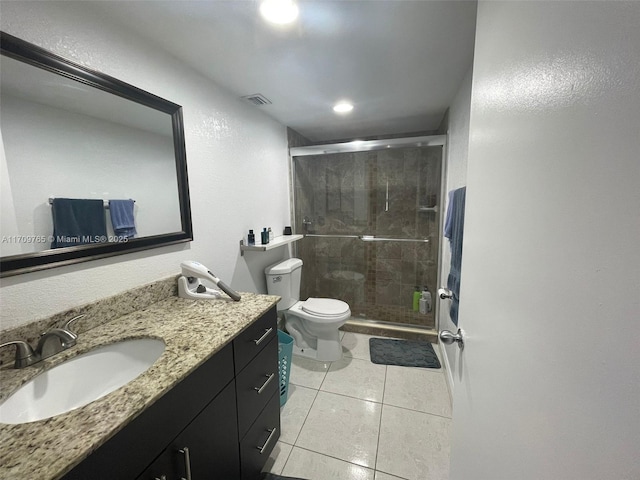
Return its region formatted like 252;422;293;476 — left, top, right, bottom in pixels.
293;145;442;330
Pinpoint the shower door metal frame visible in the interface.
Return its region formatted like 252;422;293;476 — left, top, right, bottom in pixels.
288;134;448;336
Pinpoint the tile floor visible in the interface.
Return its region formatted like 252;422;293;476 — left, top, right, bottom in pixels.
263;332;452;480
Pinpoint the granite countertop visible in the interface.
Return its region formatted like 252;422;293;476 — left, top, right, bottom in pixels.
0;292;280;480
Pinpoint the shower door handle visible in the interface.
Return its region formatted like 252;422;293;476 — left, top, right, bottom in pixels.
385;179;389;212
359;236;429;243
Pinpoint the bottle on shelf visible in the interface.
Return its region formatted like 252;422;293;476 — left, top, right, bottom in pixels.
261;227;269;245
247;229;255;246
413;286;421;312
268;227;274;243
419;287;432;314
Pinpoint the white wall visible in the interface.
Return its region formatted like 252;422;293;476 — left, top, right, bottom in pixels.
439;66;473;390
450;1;640;478
0;130;20;247
1;94;179;254
0;1;291;329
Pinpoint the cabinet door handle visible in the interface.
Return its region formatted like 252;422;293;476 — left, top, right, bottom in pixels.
179;447;192;480
253;327;273;345
254;373;275;394
154;476;167;480
256;427;277;454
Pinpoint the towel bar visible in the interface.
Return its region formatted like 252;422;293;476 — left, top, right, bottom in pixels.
304;234;429;243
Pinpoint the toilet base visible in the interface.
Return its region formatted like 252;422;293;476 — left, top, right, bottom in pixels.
284;315;345;362
291;335;343;362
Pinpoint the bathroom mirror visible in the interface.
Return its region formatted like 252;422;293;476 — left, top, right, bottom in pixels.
0;32;193;277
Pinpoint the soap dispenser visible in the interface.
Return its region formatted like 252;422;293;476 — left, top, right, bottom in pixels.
420;287;432;314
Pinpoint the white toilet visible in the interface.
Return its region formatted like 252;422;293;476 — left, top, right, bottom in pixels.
265;258;351;362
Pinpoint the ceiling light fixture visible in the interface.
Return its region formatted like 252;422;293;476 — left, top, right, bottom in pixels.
333;102;354;114
260;0;299;25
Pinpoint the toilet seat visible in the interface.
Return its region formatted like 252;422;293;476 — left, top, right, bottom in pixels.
301;298;350;317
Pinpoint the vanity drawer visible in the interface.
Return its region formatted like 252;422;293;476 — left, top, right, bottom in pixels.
233;306;277;374
239;391;281;480
236;335;278;438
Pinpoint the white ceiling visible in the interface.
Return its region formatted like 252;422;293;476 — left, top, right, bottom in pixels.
91;0;477;142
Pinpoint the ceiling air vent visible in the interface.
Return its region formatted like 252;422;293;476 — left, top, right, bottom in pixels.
241;93;272;106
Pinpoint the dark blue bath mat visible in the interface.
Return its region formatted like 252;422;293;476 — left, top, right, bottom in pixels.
369;338;441;369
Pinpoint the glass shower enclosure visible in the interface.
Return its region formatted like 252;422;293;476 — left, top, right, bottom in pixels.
290;136;445;334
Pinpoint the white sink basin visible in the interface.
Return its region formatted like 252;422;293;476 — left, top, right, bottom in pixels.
0;338;165;425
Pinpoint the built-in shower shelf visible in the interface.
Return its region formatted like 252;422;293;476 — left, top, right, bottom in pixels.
418;205;438;213
240;234;303;255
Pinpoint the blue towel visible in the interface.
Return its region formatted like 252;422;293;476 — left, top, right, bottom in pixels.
50;198;107;248
443;189;455;238
108;199;137;238
444;187;466;326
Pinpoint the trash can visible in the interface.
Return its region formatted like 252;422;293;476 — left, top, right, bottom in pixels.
277;330;294;407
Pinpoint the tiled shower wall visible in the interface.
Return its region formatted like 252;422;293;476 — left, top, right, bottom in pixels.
293;146;441;328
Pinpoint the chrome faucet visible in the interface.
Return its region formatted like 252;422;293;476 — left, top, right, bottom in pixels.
35;327;77;360
0;314;84;368
0;341;38;368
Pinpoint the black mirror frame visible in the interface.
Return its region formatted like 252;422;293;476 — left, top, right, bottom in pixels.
0;32;193;277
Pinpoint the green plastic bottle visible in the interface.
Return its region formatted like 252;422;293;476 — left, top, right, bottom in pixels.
413;286;421;311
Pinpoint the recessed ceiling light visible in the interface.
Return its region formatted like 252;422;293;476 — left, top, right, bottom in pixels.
333;102;354;114
260;0;299;25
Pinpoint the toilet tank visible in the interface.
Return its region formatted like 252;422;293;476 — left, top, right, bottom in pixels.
264;258;303;311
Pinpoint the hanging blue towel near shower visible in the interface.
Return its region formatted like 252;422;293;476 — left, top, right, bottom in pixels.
444;186;466;326
108;199;137;238
443;189;455;239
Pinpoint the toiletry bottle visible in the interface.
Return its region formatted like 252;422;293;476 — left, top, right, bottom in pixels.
413;286;421;311
268;227;274;242
248;229;255;246
419;294;428;314
261;227;269;245
422;287;432;313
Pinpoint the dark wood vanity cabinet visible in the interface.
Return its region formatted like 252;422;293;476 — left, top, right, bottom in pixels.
240;390;281;480
233;311;281;480
136;381;240;480
62;306;279;480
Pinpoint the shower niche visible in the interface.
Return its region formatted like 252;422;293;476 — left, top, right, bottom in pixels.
291;137;444;331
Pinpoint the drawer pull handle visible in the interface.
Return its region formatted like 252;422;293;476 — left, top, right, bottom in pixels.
254;373;276;394
179;447;192;480
256;427;277;454
253;327;273;345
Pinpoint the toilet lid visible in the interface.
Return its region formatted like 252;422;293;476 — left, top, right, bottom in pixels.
302;298;350;317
